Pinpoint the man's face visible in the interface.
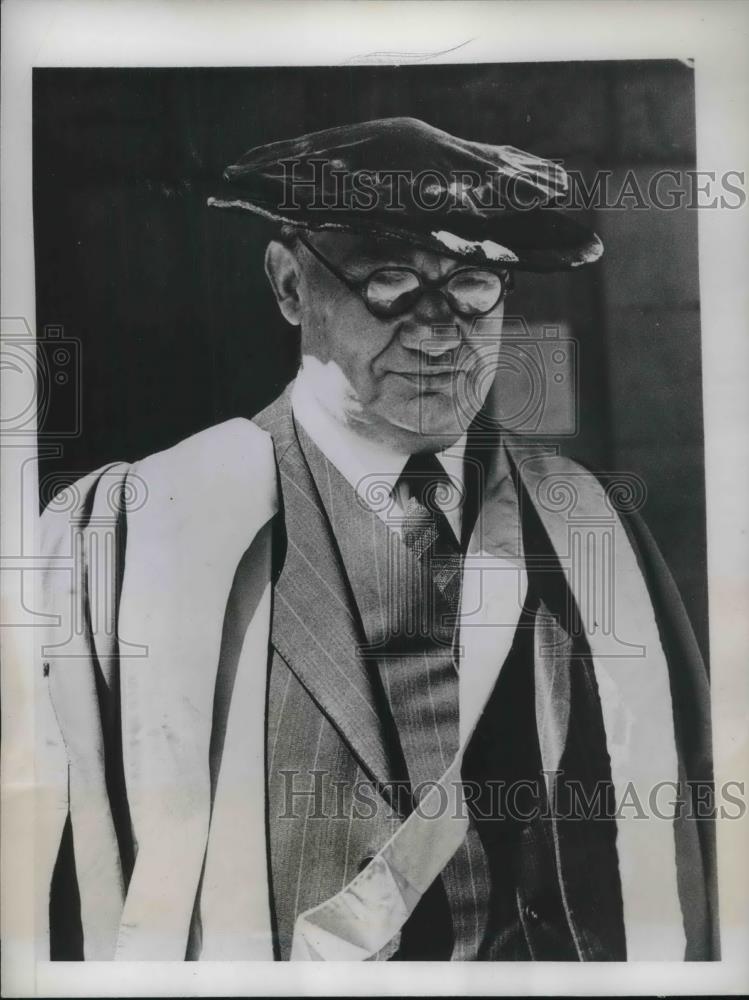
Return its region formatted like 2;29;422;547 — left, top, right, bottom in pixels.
269;231;507;453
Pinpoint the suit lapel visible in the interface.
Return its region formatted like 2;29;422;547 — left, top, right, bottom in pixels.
301;429;419;657
257;394;395;791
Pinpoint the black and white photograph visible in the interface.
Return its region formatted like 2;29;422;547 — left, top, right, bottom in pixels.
1;1;748;996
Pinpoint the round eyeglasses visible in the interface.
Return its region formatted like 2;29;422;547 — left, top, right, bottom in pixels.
297;235;514;319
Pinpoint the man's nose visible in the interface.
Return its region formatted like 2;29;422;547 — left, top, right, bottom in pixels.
398;290;462;354
412;288;454;325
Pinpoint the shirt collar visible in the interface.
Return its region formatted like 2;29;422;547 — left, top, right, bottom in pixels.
290;366;467;523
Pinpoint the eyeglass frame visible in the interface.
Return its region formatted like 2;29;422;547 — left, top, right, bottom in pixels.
295;233;515;319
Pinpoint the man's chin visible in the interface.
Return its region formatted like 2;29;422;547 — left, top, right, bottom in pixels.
378;399;476;450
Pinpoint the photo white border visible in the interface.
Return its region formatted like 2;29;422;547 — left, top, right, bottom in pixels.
2;1;748;995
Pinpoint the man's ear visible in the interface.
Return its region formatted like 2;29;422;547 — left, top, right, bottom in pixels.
264;240;303;326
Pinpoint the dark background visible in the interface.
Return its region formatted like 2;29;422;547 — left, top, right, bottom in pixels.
33;61;707;661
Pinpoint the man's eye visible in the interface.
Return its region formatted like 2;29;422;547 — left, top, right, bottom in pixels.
366;270;421;305
447;270;501;293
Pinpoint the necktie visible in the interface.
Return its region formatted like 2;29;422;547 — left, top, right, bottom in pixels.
384;453;463;784
399;452;463;646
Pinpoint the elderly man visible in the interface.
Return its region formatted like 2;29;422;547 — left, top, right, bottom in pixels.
39;118;718;962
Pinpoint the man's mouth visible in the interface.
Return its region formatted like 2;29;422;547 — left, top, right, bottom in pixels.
392;370;460;389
